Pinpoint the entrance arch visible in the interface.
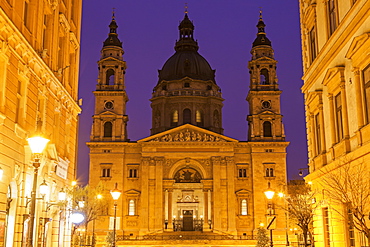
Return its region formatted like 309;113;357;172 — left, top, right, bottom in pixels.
168;159;208;231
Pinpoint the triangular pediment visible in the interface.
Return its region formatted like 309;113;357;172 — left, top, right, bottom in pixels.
345;33;370;59
255;56;276;63
323;66;345;87
99;110;119;116
138;124;237;143
98;56;123;63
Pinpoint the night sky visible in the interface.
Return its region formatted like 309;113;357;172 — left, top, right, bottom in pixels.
77;0;308;184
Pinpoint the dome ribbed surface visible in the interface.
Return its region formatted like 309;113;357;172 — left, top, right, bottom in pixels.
158;51;215;82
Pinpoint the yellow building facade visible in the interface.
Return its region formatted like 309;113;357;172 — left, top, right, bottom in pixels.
299;0;370;246
0;0;82;246
88;13;290;247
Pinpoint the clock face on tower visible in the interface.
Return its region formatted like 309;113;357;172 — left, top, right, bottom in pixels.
104;101;114;110
261;100;271;109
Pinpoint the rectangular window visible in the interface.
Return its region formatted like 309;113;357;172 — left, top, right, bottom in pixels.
323;207;331;246
328;0;338;36
238;168;247;178
24;1;29;29
363;65;370;124
347;208;355;247
309;26;318;63
15;81;23;123
335;93;343;142
42;15;47;50
128;200;135;215
315;112;321;155
58;37;65;70
101;168;111;178
129;169;138;178
265;168;274;177
241;199;248;215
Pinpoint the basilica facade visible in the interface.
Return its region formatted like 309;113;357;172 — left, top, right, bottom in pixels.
88;12;289;246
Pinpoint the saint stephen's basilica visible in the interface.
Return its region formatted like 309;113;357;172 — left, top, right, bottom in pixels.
87;10;289;246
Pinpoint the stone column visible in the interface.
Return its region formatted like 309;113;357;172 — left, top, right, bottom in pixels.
340;82;350;139
203;189;210;231
226;157;236;233
328;94;336;146
154;157;164;231
211;157;221;230
353;68;365;128
168;189;173;230
310;114;317;156
318;105;326;153
140;157;150;233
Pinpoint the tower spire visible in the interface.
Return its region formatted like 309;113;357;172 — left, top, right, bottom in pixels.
252;10;271;47
103;11;122;48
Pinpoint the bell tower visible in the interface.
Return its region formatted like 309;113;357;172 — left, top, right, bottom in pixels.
90;14;129;142
247;12;285;141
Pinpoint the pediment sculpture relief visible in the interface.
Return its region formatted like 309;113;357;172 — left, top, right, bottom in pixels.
150;129;226;142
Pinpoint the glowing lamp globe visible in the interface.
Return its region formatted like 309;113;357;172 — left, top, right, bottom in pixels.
58;189;67;201
39;180;49;197
110;183;122;200
71;212;85;224
27;136;50;154
264;182;275;200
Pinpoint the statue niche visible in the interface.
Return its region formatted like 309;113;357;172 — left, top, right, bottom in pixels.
174;168;201;183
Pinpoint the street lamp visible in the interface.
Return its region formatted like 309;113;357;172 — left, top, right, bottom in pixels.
26;135;49;247
110;183;121;247
264;182;275;247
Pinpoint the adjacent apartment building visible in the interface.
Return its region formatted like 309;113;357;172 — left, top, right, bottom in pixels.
0;0;82;246
299;0;370;246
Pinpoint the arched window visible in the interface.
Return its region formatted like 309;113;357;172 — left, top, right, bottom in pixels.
241;199;248;215
263;121;272;137
103;122;113;137
196;110;203;127
183;109;191;124
171;110;178;127
106;69;115;85
128;200;135;215
260;68;269;85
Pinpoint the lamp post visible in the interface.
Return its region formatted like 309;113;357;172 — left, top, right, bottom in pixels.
264;182;275;247
110;183;121;247
26;135;49;247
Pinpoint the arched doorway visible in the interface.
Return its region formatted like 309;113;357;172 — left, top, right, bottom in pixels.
171;167;204;231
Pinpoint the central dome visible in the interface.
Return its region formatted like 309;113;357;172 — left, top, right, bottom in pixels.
158;51;215;82
158;14;215;82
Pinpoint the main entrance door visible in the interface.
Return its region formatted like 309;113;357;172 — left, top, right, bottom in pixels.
182;210;193;231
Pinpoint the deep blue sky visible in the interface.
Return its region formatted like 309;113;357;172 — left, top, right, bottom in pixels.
77;1;308;184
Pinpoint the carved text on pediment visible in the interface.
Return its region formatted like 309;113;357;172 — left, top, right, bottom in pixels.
150;129;226;142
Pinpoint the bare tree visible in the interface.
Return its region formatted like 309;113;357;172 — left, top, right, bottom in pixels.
319;162;370;241
69;183;108;246
281;180;316;247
